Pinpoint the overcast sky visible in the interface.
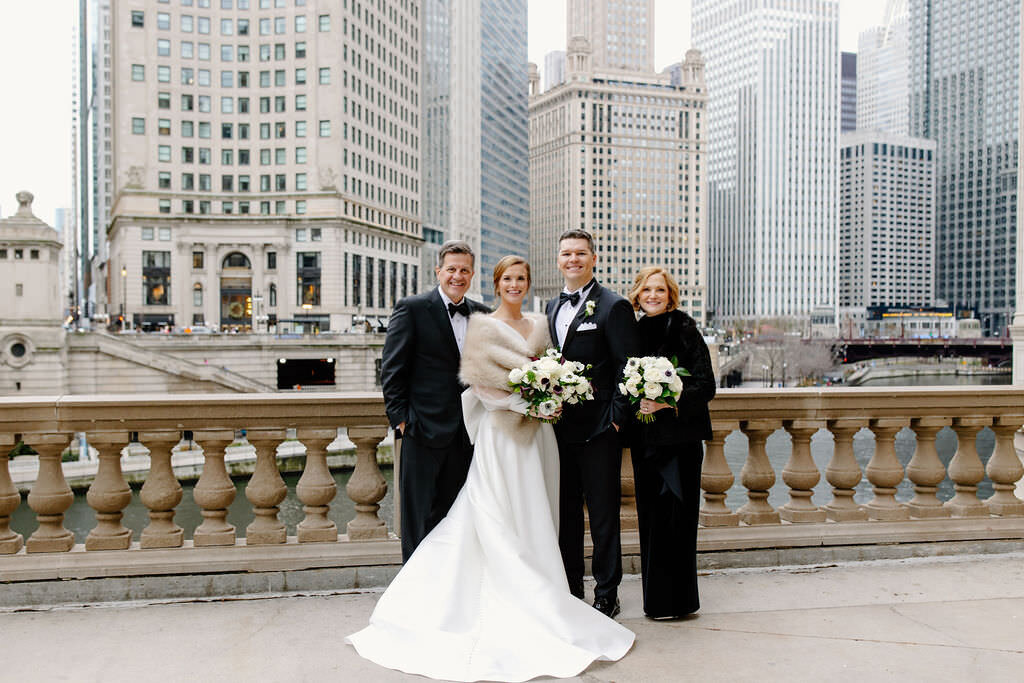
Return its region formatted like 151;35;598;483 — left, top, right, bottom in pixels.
0;0;889;228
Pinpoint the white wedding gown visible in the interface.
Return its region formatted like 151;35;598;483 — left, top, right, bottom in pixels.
346;388;635;682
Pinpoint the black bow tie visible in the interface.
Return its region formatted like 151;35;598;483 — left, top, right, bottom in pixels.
559;291;581;307
447;300;470;318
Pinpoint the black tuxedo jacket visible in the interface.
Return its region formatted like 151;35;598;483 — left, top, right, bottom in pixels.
381;288;490;448
546;281;639;444
629;310;717;447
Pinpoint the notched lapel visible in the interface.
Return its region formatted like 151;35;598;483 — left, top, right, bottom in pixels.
546;298;560;349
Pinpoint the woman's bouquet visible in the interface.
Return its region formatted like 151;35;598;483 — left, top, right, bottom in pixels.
618;356;690;423
508;348;594;422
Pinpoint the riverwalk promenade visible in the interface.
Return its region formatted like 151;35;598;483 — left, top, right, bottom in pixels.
3;552;1022;682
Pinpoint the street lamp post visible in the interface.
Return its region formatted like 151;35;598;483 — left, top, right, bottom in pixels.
121;265;127;331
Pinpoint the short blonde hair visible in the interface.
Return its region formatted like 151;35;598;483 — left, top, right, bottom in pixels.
628;266;680;312
492;255;531;297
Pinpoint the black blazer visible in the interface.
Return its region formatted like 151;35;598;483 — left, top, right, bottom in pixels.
630;309;716;446
381;288;490;447
546;280;639;444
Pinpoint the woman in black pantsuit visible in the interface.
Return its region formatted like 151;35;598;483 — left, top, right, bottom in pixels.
627;266;716;619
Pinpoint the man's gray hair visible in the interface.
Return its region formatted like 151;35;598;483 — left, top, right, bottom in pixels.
437;240;475;268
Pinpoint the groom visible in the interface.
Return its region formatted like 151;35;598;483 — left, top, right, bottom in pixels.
381;240;490;562
547;229;638;618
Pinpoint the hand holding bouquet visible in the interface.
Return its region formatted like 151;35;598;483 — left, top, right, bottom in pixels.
508;348;594;422
618;356;691;423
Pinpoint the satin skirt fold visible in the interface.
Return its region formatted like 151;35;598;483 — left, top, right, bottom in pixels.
347;392;634;682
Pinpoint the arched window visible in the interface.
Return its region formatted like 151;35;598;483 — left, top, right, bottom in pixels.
268;283;277;307
222;252;251;269
193;283;203;307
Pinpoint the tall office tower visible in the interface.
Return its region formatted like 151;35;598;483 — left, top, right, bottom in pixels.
567;0;653;72
529;38;709;323
693;0;839;325
87;0;114;319
54;208;75;318
421;0;529;302
841;52;857;132
909;0;1019;336
857;0;910;134
107;1;422;333
839;132;936;316
543;50;566;92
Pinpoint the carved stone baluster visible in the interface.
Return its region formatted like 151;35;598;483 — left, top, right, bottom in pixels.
244;429;288;544
824;418;868;521
139;431;185;548
346;426;389;540
779;420;826;523
737;420;781;525
192;430;238;546
0;433;23;554
25;433;75;552
296;429;339;543
864;418;910;521
906;417;952;518
699;420;740;527
986;415;1024;516
85;431;133;550
945;417;992;517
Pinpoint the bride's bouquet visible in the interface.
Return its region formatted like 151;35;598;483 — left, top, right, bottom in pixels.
619;356;690;423
508;348;594;422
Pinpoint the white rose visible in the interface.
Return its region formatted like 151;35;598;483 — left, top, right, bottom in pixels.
643;366;663;382
643;382;662;400
668;375;683;395
618;382;628;395
508;367;525;384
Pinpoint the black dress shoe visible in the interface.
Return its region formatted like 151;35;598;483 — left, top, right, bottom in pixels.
593;596;621;619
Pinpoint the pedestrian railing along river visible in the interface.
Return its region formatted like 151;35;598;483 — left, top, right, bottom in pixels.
1;387;1023;586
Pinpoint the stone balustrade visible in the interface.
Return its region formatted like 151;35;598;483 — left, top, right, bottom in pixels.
0;387;1023;590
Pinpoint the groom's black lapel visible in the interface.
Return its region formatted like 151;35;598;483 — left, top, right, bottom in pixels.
427;288;460;359
561;281;602;353
547;298;560;349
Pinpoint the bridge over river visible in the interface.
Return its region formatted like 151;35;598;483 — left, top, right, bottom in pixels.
837;337;1013;366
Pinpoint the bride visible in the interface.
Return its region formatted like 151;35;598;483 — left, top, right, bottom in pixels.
347;255;634;682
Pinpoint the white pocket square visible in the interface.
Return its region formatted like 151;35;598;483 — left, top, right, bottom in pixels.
576;322;598;332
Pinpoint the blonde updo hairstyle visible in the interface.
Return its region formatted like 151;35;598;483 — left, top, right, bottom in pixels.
492;255;531;298
628;266;680;312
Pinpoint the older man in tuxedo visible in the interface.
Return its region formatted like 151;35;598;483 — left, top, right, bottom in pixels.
381;240;490;562
547;229;639;619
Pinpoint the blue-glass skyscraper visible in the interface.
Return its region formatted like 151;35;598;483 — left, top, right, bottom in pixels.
422;0;529;302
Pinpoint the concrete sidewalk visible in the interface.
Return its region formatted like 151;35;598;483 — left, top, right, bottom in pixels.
3;553;1024;682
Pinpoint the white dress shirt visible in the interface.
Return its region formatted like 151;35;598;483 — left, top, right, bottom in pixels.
438;287;469;354
555;281;594;348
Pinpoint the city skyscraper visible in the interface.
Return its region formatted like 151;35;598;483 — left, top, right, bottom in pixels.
857;0;910;134
693;0;840;324
529;2;708;321
103;1;423;332
421;0;529;302
543;50;565;92
567;0;653;72
841;52;857;133
909;0;1019;336
839;131;936;314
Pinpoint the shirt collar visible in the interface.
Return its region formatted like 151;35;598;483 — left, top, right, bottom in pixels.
437;286;463;309
562;280;595;298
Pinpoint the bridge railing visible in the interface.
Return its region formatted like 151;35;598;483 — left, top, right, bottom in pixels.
1;387;1023;587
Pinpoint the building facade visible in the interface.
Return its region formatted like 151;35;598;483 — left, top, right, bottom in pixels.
566;0;653;73
909;0;1020;336
856;0;910;134
693;0;839;325
841;52;857;133
529;38;708;322
106;0;423;332
421;0;528;302
839;131;936;317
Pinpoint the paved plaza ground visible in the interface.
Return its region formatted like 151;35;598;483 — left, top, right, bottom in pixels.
3;552;1024;682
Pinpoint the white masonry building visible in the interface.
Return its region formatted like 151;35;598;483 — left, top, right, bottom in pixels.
106;0;423;333
528;1;708;322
